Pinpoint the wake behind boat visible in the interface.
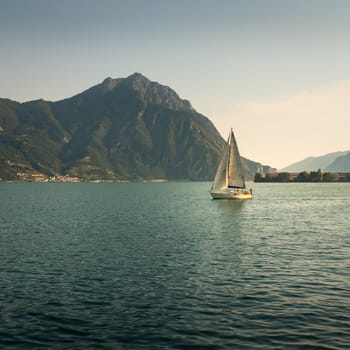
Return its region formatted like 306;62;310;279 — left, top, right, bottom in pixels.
210;129;253;200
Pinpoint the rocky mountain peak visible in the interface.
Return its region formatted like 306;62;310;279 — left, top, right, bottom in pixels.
125;72;149;83
120;73;193;111
101;77;119;91
84;73;193;112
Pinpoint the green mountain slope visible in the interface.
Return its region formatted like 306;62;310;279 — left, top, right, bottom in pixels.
0;73;269;181
0;98;69;179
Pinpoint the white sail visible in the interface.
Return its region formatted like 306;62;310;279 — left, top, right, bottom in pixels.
209;129;252;200
227;130;246;189
211;137;230;191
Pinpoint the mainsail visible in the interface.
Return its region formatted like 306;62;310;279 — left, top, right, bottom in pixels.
211;129;246;191
211;136;230;191
227;129;245;189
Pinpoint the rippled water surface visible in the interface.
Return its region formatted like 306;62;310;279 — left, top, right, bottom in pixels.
1;182;350;349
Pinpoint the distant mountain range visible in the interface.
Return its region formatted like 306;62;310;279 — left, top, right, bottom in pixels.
0;73;270;181
280;151;350;172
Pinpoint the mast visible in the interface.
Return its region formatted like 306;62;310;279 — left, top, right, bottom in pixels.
226;131;232;187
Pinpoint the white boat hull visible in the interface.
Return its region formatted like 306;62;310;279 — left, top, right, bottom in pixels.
209;189;253;200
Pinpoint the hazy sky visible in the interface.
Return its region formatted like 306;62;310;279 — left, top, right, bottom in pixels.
1;0;350;169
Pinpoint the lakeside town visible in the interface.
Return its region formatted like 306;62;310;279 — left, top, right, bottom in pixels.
0;171;169;183
3;173;82;183
1;169;350;183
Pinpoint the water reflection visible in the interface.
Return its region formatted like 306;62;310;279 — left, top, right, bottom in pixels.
215;199;245;213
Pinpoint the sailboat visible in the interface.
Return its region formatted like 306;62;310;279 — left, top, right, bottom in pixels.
210;129;253;199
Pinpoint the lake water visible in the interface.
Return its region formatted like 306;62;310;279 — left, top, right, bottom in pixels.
1;182;350;349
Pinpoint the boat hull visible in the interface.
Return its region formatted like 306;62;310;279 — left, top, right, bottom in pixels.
209;189;253;200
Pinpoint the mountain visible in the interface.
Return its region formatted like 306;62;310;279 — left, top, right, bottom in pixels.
0;73;270;181
280;151;350;172
325;152;350;172
0;98;69;179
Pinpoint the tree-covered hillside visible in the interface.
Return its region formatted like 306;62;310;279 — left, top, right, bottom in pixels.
0;73;269;181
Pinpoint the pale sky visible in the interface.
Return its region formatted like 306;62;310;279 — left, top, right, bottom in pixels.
1;0;350;169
